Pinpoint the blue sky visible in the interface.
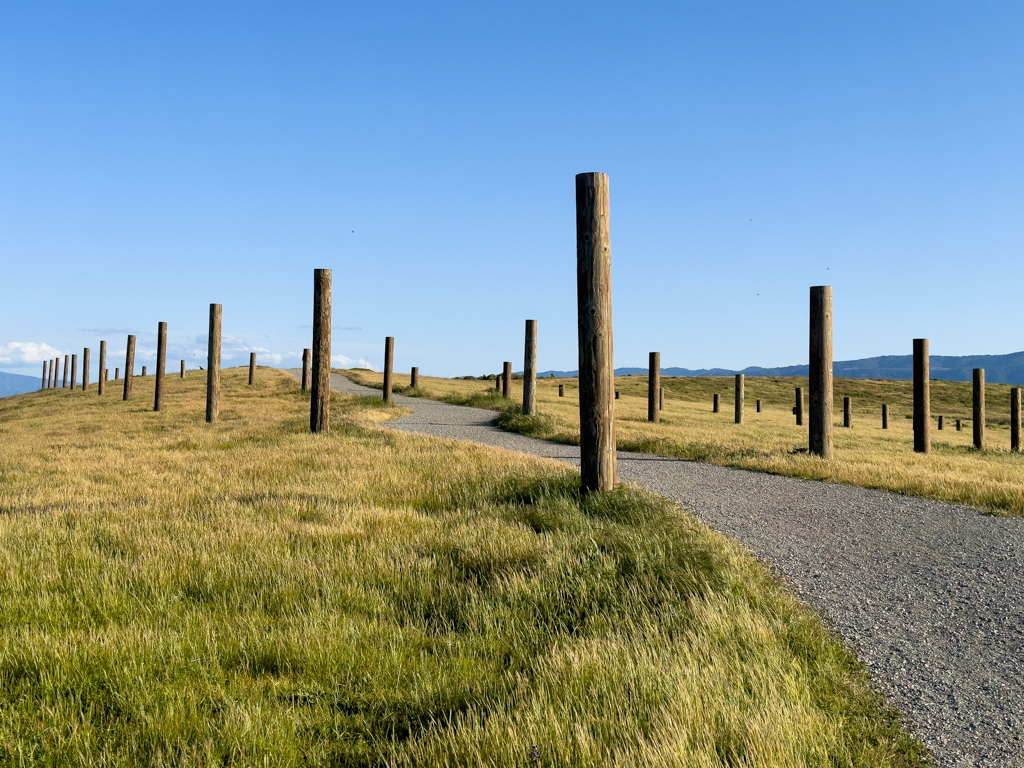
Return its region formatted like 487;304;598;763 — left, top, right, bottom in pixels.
2;2;1023;380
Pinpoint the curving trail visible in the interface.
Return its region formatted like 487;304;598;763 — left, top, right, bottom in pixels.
301;370;1024;767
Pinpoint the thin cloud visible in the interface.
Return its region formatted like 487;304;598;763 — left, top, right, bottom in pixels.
0;342;64;365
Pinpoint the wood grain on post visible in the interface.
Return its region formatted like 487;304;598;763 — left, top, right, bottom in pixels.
70;354;77;391
206;305;221;423
411;367;419;389
248;352;256;386
98;341;106;395
882;404;888;429
154;322;167;410
63;355;69;388
558;384;565;397
809;286;833;459
383;337;394;403
310;270;331;433
82;347;90;391
648;351;660;423
734;374;744;424
576;171;616;492
973;368;985;450
843;396;851;427
713;393;719;413
502;361;511;398
301;348;311;392
913;339;930;453
523;320;538;416
1011;388;1021;452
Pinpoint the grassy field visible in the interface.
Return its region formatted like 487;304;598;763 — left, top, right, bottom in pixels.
349;369;1024;516
0;368;926;766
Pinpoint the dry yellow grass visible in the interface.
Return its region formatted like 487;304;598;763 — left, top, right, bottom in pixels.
0;368;926;765
350;369;1024;515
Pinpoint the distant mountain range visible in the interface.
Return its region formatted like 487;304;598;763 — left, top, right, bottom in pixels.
536;351;1024;384
0;370;42;397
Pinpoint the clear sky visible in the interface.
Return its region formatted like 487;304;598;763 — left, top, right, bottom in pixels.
2;2;1023;380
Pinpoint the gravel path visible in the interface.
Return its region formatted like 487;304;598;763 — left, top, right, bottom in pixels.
303;371;1024;767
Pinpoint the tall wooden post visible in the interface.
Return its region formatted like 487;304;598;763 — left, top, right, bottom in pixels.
383;337;394;403
734;374;744;424
206;305;221;423
301;348;311;392
913;339;930;453
809;286;833;459
63;355;69;388
104;369;108;382
411;367;419;389
142;366;147;377
180;360;185;378
98;341;106;395
122;339;135;405
558;384;565;397
495;376;500;391
973;368;985;450
70;355;78;391
713;393;719;412
756;399;761;413
115;367;120;380
576;171;616;492
310;269;331;433
523;320;538;416
154;322;167;411
843;396;852;427
41;360;48;389
1011;388;1020;452
502;362;512;397
82;348;90;391
938;415;944;431
248;352;257;385
660;387;664;411
648;352;660;423
882;404;888;429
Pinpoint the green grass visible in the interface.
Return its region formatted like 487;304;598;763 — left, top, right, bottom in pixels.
0;370;928;766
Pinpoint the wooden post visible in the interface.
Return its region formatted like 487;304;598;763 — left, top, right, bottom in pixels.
63;355;69;388
141;366;147;377
713;393;719;412
248;352;257;385
647;351;660;423
41;360;47;389
882;404;888;429
576;171;615;492
956;419;962;431
206;305;221;422
383;337;394;403
180;360;185;378
154;322;167;411
495;376;500;391
938;415;944;431
843;396;851;427
659;387;664;411
98;341;106;395
558;384;565;397
523;320;538;416
1011;388;1020;452
310;269;331;433
734;374;744;424
973;367;985;450
913;339;930;453
756;399;761;413
301;348;311;392
615;390;620;400
82;348;90;391
502;361;511;398
794;385;804;423
115;367;120;380
411;367;419;389
70;354;78;391
104;369;108;382
809;286;833;459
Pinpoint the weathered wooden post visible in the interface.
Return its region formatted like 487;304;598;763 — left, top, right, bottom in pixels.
648;352;660;423
248;352;256;385
809;286;833;458
70;354;78;391
82;348;90;391
1011;388;1021;452
154;322;167;411
502;361;511;398
383;337;394;403
63;355;70;388
938;415;944;431
558;384;565;397
180;360;185;378
756;399;761;413
882;404;888;429
310;269;331;432
973;368;985;450
114;367;120;380
98;341;106;395
104;369;108;382
41;360;47;389
734;374;744;424
659;387;664;411
956;419;962;431
495;376;500;391
411;367;419;389
615;390;620;400
713;393;719;412
576;171;616;492
523;320;538;416
913;339;930;454
141;366;147;377
52;358;58;388
301;348;311;392
843;396;852;427
206;305;222;423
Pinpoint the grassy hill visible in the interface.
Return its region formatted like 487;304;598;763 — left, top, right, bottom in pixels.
350;370;1024;516
0;369;925;766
